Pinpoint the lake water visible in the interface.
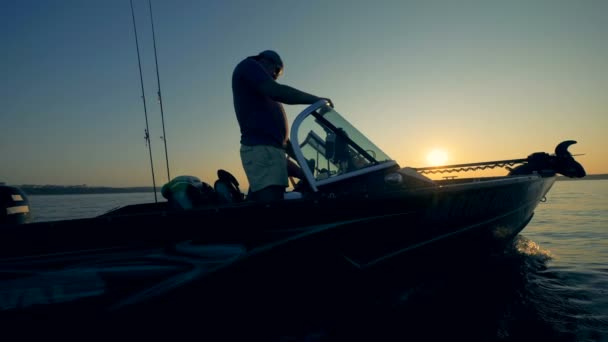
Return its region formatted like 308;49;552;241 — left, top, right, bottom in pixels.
25;180;608;341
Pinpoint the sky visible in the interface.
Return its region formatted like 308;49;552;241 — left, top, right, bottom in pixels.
1;0;607;189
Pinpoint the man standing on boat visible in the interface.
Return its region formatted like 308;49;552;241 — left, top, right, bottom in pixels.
232;50;332;202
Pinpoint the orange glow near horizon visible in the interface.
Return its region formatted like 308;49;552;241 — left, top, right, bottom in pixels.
426;149;449;166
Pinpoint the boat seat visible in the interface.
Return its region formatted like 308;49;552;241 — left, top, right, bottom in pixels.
214;169;245;203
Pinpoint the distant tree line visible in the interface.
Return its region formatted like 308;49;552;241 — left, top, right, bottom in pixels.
17;185;156;195
7;173;607;195
556;174;608;181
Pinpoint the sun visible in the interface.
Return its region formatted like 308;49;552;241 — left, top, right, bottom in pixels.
427;149;448;166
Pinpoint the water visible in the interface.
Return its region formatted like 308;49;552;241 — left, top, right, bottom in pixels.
25;181;608;341
29;192;164;222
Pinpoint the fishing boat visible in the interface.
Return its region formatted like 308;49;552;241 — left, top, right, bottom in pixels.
0;183;31;225
0;100;585;336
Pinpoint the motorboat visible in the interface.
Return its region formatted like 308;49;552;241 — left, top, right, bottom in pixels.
0;183;31;225
0;100;586;336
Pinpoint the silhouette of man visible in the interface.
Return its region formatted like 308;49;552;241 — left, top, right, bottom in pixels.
232;50;332;201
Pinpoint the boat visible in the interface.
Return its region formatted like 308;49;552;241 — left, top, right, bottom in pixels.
0;100;585;336
0;183;31;225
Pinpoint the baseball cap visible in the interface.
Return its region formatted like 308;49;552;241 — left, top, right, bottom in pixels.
258;50;283;68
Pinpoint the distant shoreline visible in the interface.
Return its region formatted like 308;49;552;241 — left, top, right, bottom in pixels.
9;173;607;195
16;186;157;196
556;174;608;181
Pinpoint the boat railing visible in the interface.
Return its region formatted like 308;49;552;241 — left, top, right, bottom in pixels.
414;158;528;176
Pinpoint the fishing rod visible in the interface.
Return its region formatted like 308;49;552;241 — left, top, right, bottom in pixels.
148;0;171;183
130;0;158;202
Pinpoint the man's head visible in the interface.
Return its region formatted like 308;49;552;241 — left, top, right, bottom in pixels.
257;50;284;80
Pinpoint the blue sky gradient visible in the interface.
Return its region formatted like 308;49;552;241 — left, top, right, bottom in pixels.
2;0;606;188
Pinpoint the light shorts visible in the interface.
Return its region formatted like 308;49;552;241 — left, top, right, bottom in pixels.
240;144;288;193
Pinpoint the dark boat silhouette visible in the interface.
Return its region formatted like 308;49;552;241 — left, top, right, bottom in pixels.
0;100;585;337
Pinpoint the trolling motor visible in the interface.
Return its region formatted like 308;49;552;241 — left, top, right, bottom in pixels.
508;140;586;178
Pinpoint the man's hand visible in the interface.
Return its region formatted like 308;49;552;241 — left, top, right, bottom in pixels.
285;139;296;160
320;98;334;108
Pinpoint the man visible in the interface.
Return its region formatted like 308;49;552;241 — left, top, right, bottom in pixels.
231;50;332;202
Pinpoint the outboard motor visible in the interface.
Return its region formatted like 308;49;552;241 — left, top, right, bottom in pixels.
161;176;215;210
0;184;32;224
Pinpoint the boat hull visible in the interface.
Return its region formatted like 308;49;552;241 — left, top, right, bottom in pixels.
0;175;555;335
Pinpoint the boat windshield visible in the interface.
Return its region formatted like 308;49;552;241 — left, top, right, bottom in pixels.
291;102;393;187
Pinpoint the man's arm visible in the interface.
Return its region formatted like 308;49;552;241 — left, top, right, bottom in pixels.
257;79;332;106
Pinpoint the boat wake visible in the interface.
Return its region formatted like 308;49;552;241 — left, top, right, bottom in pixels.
512;235;553;262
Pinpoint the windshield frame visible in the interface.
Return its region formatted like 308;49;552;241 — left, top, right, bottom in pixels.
289;100;398;192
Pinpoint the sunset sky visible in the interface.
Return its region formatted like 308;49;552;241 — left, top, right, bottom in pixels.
2;0;606;189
